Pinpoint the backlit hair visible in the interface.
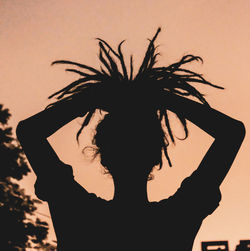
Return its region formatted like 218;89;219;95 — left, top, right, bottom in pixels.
48;28;223;167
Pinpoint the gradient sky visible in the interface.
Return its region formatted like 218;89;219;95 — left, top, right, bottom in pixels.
1;1;250;250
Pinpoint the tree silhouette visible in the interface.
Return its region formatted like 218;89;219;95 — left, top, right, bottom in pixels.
0;104;56;250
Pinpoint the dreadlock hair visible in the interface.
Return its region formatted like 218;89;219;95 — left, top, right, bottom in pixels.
47;27;223;170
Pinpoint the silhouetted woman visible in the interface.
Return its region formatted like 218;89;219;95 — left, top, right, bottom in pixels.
16;29;245;251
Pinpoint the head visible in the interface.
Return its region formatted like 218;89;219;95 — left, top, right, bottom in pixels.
48;28;224;181
92;110;166;180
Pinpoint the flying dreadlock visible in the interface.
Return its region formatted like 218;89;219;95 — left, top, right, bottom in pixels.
47;28;223;167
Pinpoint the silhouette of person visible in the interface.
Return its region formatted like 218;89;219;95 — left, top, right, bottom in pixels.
16;29;245;251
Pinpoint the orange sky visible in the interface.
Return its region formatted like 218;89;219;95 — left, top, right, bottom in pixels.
0;1;250;250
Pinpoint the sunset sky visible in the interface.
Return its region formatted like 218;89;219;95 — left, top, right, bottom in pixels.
1;1;250;250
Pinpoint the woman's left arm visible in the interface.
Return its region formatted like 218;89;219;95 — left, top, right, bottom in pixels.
159;91;246;187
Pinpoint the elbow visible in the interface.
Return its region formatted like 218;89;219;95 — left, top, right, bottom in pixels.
216;119;245;143
236;121;246;141
16;121;25;141
229;120;246;143
16;120;31;142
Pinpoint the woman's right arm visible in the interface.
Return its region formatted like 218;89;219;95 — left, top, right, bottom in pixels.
160;91;245;187
16;95;89;178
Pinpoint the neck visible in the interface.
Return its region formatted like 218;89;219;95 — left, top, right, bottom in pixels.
112;175;149;205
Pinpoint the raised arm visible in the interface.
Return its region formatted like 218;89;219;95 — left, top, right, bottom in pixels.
160;91;245;187
16;96;89;178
